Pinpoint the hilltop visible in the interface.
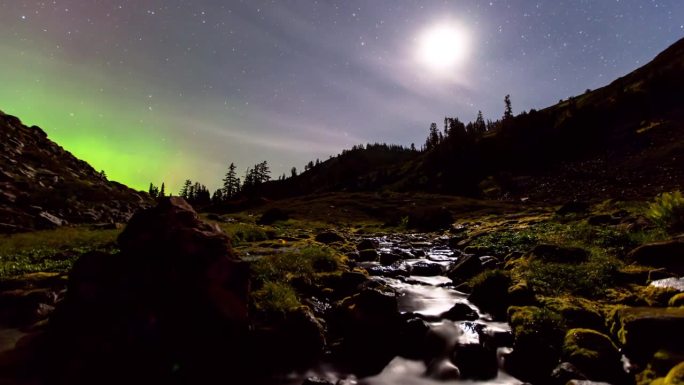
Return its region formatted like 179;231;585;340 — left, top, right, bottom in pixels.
0;111;151;233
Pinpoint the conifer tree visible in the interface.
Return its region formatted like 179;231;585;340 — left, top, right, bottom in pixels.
159;183;165;197
223;162;239;198
180;179;192;199
504;94;513;120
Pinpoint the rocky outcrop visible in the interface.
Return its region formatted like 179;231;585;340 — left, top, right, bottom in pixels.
35;198;251;384
0;111;151;232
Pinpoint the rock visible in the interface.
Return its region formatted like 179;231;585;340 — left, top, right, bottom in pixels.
406;207;454;231
610;307;684;365
479;255;500;270
40;197;253;384
37;211;67;229
664;362;684;385
556;201;590;215
357;239;380;251
440;303;478;321
446;254;484;284
468;270;512;320
505;306;566;384
283;307;326;365
525;244;589;264
398;317;431;359
358;249;379;262
562;328;625;384
627;240;684;275
379;252;402;266
670;293;684;307
302;377;334;385
451;341;498;380
315;231;345;244
550;362;588;385
463;245;495;256
257;208;289;225
541;297;605;331
410;261;444;276
332;287;402;376
508;281;536;306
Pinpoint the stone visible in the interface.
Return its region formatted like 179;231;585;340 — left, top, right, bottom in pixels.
379;252;402;266
398;317;431;359
468;270;512;320
669;293;684;307
556;201;590;215
357;249;379;262
357;239;380;251
562;328;625;384
627;240;684;275
550;362;588;385
451;341;498;380
410;261;444;276
315;231;345;244
525;244;589;264
40;197;252;384
440;303;478;321
610;307;684;365
446;254;484;284
257;208;289;225
302;377;334;385
664;362;684;385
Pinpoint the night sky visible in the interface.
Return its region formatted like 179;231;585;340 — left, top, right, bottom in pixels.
1;1;682;192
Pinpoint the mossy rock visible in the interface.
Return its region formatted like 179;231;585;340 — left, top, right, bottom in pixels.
562;328;624;383
610;307;684;365
664;362;684;384
468;270;512;320
541;297;606;331
669;293;684;307
508;281;536;306
504;306;566;383
639;286;681;307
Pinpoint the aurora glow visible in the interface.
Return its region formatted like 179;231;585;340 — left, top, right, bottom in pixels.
1;1;682;192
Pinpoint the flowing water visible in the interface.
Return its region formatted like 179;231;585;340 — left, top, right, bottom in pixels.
288;234;524;385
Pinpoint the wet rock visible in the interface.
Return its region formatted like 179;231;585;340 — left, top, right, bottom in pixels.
446;254;484;284
628;240;684;275
0;288;58;327
551;362;588;385
479;255;500;270
257;208;289;225
357;239;380;251
525;244;589;264
587;214;617;226
379;252;402;266
332;287;402;376
541;297;604;331
302;377;334;385
505;306;566;384
610;307;684;365
398;317;431;359
562;328;625;384
40;197;252;384
508;281;536;306
463;245;495;256
315;231;345;244
440;303;478;321
468;270;512;320
451;341;498;380
358;249;379;262
566;380;614;385
410;261;444;276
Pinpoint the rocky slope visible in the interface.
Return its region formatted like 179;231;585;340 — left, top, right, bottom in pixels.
0;111;150;232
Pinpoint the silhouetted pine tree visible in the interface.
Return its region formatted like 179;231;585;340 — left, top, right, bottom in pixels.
180;179;192;199
148;183;159;198
212;189;224;204
504;94;513;120
291;167;297;177
223;162;239;198
159;183;165;197
474;111;487;133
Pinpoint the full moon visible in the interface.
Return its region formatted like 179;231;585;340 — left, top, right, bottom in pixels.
417;23;469;72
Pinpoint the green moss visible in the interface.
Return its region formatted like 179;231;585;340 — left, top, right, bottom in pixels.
541;296;605;330
562;328;620;364
664;362;684;385
508;305;566;353
647;191;684;234
219;222;271;245
252;281;301;313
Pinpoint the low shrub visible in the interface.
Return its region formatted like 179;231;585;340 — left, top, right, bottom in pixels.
647;191;684;233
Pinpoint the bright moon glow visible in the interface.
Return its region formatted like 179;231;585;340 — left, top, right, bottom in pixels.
417;23;469;72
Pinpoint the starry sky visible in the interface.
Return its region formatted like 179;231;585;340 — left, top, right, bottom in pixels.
1;1;682;192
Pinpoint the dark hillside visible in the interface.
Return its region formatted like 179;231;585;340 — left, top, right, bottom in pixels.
0;111;151;233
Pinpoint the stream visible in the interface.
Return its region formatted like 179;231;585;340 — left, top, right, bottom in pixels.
287;234;524;385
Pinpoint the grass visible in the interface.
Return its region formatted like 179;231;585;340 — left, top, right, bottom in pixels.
252;281;301;313
647;191;684;233
217;222;272;245
0;227;120;278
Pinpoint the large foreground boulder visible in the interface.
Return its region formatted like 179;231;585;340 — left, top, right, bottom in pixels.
627;240;684;275
36;197;252;385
